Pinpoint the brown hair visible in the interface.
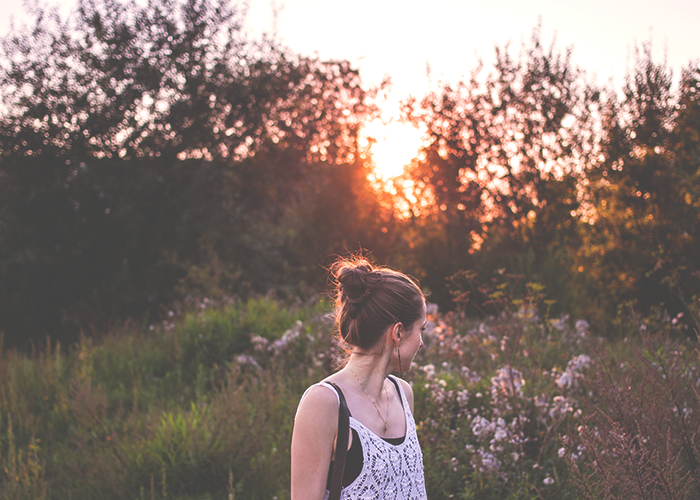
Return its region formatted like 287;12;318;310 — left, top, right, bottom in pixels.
330;257;424;351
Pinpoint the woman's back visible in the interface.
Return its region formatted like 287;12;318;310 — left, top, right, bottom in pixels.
290;257;428;500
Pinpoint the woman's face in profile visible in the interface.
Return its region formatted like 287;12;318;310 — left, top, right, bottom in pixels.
401;301;426;369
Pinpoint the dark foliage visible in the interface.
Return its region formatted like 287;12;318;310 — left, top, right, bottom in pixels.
0;0;391;345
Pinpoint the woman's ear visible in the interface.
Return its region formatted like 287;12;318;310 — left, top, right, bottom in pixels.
388;322;403;344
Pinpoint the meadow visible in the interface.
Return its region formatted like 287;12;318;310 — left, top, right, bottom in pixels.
1;287;699;499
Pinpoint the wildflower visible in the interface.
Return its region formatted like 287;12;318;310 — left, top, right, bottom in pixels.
491;367;525;400
575;319;589;334
555;372;573;389
558;447;566;458
421;364;436;378
271;321;303;352
236;354;261;369
471;448;501;474
568;354;591;372
471;416;494;438
556;354;591;389
493;428;508;442
549;396;575;419
460;366;481;384
543;477;554;485
251;335;270;352
456;390;470;406
551;315;569;332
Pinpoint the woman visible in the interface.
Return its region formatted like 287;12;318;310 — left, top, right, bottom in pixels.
291;258;428;499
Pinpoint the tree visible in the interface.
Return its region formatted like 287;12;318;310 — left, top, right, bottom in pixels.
402;25;601;309
576;43;700;324
0;0;381;345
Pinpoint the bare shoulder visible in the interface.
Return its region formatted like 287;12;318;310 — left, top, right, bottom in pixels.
392;376;415;413
292;384;339;462
296;383;339;424
291;383;340;500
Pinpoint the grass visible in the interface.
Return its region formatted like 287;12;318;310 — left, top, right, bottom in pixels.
1;293;699;499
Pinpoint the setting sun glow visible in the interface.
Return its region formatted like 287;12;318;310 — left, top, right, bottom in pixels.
361;120;424;180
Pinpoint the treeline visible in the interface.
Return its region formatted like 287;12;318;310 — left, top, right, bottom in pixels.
1;0;698;347
0;0;395;345
397;31;700;329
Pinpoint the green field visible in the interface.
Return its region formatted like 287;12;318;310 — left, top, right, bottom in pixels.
2;293;698;499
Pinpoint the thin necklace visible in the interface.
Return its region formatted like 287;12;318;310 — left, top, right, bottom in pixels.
349;368;389;434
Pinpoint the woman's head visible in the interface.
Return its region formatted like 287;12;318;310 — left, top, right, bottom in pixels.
330;257;424;352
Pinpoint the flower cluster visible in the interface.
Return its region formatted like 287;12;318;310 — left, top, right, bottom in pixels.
555;354;591;390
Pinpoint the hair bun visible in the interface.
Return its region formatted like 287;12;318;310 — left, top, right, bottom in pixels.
337;263;372;302
329;255;424;351
334;261;383;319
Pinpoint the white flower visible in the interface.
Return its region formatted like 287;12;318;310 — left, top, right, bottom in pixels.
543;477;554;485
558;447;566;458
251;334;270;352
575;319;589;334
555;372;573;389
471;416;494;438
421;364;436;378
459;366;481;384
491;367;525;399
549;396;575;419
556;355;591;389
271;321;303;352
494;428;508;441
236;354;260;369
456;390;470;406
568;354;591;373
471;448;501;474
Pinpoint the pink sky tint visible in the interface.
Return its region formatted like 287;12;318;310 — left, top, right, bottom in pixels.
1;0;698;108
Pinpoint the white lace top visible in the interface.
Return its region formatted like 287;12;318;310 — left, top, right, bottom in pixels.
298;375;428;500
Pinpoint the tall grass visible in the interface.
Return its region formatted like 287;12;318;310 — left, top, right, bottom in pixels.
1;292;698;499
0;297;328;499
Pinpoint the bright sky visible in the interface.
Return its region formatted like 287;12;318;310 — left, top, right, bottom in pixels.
244;0;700;177
246;0;699;94
1;0;699;177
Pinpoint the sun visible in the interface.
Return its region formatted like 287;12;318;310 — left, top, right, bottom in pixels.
361;120;424;180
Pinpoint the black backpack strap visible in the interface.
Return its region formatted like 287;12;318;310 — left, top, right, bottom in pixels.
327;382;349;500
387;375;405;409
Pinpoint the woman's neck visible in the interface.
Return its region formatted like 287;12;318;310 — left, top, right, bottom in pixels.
344;351;393;398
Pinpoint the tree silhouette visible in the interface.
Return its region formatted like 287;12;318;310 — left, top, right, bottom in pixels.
402;25;601;309
576;44;700;323
0;0;384;345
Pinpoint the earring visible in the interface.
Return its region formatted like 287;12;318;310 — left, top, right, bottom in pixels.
398;344;402;374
